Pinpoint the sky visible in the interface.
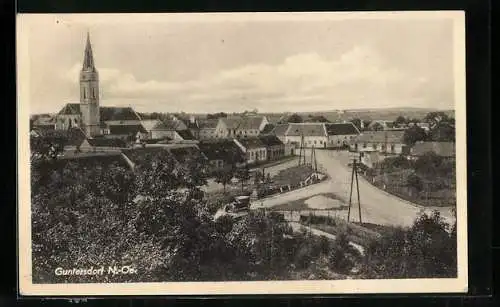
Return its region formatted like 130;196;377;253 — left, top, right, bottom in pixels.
20;13;463;114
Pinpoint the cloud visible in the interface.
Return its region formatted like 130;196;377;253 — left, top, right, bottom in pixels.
62;45;443;112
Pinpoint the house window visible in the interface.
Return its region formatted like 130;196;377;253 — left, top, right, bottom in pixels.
374;144;378;150
83;88;87;99
337;140;340;144
391;144;395;153
314;140;317;144
363;143;367;148
320;140;323;144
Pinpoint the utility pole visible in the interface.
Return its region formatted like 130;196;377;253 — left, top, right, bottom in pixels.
347;156;362;224
298;133;306;166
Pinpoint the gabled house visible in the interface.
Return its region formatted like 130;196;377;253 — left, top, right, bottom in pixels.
104;124;146;141
32;115;56;131
285;123;328;148
351;130;406;155
149;119;187;141
271;123;291;144
198;119;219;140
198;139;246;172
324;122;360;148
215;115;269;139
258;135;285;161
234;137;267;165
79;137;127;152
260;123;276;136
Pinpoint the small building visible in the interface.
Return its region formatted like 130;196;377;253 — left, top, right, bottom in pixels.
198;119;219;140
198;139;246;172
409;141;455;161
260;123;276;136
149;119;187;141
215;116;269;139
79;137;127;152
104;124;146;141
258;135;285;161
351;130;406;155
234;137;267;165
285;123;328;148
324;122;360;148
32;116;57;131
271;123;291;144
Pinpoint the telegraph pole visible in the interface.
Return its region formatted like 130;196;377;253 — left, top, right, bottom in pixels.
298;134;306;166
347;156;362;224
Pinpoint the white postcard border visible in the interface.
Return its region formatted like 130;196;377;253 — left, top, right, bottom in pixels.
17;11;468;296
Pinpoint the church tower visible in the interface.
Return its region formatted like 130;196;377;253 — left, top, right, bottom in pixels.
80;32;100;137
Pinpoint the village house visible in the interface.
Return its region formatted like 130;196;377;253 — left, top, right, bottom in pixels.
215;115;269;139
324;122;360;148
233;137;268;165
284;123;328;148
271;124;291;144
258;135;285;161
144;119;195;142
198;119;219;140
32;115;57;131
104;124;146;142
78;137;127;152
259;123;276;136
351;130;407;155
408;141;455;161
198;139;245;172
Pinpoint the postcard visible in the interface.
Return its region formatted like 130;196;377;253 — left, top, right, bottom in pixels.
17;11;467;296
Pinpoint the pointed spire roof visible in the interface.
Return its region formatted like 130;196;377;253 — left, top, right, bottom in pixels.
82;31;96;71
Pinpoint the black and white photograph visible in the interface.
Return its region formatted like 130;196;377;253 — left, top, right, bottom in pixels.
17;12;467;295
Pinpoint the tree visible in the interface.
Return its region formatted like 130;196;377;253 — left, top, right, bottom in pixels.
214;167;234;193
306;115;330;123
403;126;427;146
235;164;251;192
394;116;408;127
286;113;304;123
406;173;423;192
424;111;450;128
207;112;228;120
429;122;455;142
413;152;444;179
362;211;457;279
370;122;384;131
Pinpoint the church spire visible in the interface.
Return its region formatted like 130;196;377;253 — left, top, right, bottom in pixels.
82;31;95;71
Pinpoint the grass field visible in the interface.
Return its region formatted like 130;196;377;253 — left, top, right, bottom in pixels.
269;193;347;211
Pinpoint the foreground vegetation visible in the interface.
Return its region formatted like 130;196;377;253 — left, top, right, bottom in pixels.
31;145;457;282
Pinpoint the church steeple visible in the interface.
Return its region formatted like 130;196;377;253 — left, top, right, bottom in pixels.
80;31;100;137
82;31;96;71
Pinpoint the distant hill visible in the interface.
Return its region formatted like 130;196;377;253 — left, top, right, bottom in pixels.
295;108;454;122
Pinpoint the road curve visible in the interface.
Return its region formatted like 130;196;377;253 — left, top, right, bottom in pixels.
251;150;454;228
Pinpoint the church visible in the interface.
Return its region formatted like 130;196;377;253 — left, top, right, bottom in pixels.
55;32;144;140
